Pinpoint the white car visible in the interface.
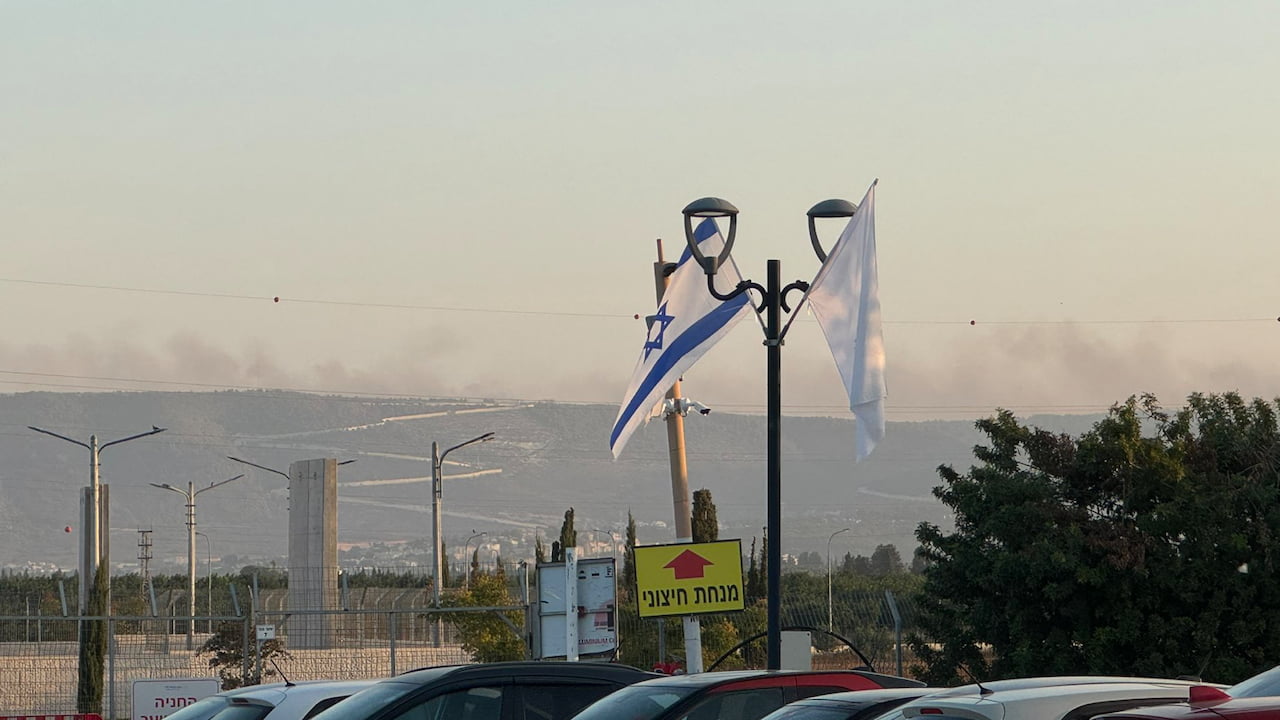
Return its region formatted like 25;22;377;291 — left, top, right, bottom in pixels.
895;680;1216;720
160;679;380;720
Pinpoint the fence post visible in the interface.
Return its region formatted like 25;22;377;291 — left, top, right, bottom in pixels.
884;590;903;677
389;612;398;676
241;616;251;687
108;617;116;720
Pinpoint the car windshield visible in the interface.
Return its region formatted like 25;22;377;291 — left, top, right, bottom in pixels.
570;683;698;720
160;696;232;720
1229;665;1280;698
310;681;419;720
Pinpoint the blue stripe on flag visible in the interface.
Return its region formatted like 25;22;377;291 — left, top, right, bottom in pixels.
609;290;748;449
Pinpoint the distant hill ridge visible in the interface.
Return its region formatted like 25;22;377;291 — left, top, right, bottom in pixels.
1;390;1104;571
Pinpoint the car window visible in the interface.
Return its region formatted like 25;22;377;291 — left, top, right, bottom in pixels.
312;681;419;720
1062;698;1186;720
302;696;352;720
209;703;272;720
571;684;697;720
1230;666;1280;698
161;695;232;720
678;687;786;720
761;704;852;720
388;686;503;720
517;683;620;720
796;686;859;700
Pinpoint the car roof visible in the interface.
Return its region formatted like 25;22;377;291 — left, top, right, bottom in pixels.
218;679;382;701
792;688;944;706
391;660;658;685
901;682;1200;719
933;676;1213;697
623;669;925;690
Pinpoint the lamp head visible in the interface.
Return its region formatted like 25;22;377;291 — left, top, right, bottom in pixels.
806;198;857;262
681;197;739;276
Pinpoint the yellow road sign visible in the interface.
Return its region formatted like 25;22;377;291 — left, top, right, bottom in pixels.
633;539;744;618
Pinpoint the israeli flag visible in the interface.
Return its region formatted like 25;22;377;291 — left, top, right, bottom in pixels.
610;219;753;458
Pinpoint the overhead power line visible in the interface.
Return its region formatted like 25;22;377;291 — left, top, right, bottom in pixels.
0;276;1275;325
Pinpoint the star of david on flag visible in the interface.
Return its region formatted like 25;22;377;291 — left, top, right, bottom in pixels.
610;219;753;458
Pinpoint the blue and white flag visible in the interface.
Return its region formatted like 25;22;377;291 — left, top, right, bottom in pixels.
610;219;753;458
801;180;886;460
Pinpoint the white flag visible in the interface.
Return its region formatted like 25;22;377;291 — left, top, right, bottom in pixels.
610;219;753;458
804;181;886;460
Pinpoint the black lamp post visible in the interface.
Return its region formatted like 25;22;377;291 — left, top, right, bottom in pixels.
681;196;856;670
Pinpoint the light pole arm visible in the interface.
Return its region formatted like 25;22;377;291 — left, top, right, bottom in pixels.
27;426;90;450
101;426;167;451
440;432;495;464
227;456;290;481
149;482;191;500
195;474;245;497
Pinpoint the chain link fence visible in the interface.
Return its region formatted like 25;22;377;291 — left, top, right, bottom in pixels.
0;569;922;718
0;605;527;719
617;590;920;675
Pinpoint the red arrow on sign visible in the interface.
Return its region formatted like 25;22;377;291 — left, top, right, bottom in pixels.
664;549;714;580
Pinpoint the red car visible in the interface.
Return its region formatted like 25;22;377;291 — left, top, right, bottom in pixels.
1097;665;1280;720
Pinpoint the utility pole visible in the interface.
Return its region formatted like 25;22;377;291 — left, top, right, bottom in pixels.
430;432;495;646
138;529;153;613
150;475;243;650
29;425;166;613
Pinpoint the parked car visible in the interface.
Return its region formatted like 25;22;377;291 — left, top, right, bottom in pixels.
569;669;926;720
754;687;941;720
1094;664;1280;720
160;679;381;720
312;661;658;720
895;679;1217;720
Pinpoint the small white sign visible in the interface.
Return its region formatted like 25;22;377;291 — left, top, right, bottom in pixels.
133;678;220;720
256;624;276;641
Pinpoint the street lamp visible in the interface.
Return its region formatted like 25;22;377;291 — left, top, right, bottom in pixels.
431;433;495;607
150;474;244;649
29;424;167;613
592;528;619;559
681;195;857;670
464;531;487;589
194;531;212;632
827;528;850;632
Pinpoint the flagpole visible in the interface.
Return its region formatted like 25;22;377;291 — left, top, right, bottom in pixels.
654;239;704;674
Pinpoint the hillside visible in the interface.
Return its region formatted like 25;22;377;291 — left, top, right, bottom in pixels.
0;390;1105;572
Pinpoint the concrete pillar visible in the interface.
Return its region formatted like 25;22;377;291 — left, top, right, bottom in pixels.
287;458;339;649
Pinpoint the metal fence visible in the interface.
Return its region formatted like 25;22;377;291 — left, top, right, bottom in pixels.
0;606;524;720
0;584;920;718
616;590;919;675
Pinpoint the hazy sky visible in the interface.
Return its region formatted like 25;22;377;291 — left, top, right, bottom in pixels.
5;2;1279;422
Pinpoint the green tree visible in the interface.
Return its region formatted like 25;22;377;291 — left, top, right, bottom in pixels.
621;512;638;591
912;393;1280;685
198;621;292;690
869;544;904;576
442;574;526;662
692;489;719;543
558;508;577;561
535;536;547;564
77;563;107;714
